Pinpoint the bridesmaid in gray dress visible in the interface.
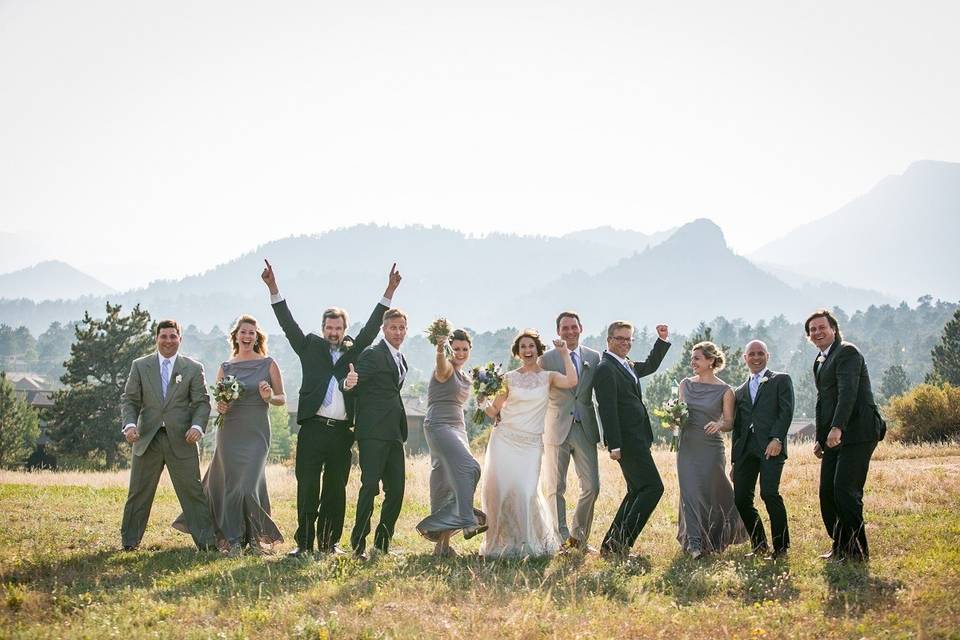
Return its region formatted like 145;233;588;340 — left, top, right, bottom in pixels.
676;341;747;558
416;329;487;556
174;315;286;555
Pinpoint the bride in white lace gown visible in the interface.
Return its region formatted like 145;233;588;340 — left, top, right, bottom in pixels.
479;330;578;558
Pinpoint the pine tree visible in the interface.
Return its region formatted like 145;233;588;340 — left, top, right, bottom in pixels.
0;372;40;468
47;303;155;468
931;308;960;385
880;364;910;401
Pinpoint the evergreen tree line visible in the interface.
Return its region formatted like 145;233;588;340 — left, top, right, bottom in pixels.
0;296;958;468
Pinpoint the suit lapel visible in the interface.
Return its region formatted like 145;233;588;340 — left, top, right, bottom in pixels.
145;355;164;404
604;353;639;394
816;338;841;382
379;340;400;387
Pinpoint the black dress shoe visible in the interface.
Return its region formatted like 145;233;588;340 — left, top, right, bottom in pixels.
463;524;489;540
121;545;139;552
287;547;310;558
353;550;369;562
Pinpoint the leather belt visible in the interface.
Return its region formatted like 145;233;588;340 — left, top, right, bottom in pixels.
317;417;350;428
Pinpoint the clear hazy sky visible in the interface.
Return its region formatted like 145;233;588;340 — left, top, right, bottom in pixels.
1;0;958;290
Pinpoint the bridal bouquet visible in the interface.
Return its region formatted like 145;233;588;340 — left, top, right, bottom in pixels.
470;362;506;425
210;375;243;428
425;317;454;359
652;382;687;452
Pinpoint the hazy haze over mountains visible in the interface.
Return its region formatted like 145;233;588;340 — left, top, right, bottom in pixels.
0;261;115;301
3;160;957;333
751;160;960;301
0;220;890;335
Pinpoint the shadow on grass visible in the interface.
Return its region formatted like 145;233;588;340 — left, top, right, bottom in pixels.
731;555;798;604
821;561;903;618
4;545;653;610
653;552;726;605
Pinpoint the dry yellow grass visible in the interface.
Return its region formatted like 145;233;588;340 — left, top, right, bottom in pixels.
1;440;959;639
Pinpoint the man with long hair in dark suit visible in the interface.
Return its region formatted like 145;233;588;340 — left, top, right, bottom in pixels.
806;309;886;561
262;260;401;557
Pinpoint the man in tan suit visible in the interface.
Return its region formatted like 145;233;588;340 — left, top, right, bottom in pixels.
120;319;215;550
540;311;602;551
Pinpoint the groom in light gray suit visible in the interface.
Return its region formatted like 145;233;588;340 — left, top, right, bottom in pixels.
541;311;602;551
120;319;216;550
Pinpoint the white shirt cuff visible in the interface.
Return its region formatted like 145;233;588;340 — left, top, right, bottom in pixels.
611;448;620;454
270;292;284;304
122;423;137;433
189;425;204;435
380;296;392;307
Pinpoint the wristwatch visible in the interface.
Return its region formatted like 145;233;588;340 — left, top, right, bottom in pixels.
770;437;782;444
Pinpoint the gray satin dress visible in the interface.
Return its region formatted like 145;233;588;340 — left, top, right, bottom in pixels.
416;367;484;540
676;379;747;553
173;357;283;548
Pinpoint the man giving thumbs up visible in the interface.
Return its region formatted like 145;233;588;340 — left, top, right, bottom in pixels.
262;259;402;557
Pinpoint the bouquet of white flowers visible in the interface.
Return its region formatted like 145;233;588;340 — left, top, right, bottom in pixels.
425;317;454;359
210;375;243;428
651;381;688;452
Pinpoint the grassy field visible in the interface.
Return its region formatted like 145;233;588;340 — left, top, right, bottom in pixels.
1;441;958;639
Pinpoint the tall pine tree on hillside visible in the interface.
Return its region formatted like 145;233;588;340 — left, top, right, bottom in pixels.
47;303;155;468
931;308;960;385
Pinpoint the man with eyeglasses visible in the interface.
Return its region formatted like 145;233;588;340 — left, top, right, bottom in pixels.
593;320;670;559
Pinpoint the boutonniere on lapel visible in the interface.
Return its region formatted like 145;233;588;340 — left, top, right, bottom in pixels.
175;374;183;384
759;376;769;385
341;338;354;350
816;355;826;364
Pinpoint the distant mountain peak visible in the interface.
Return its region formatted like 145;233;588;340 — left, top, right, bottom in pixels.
662;218;727;249
0;260;116;302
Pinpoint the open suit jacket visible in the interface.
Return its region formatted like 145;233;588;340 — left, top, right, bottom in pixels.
542;345;601;446
732;370;794;463
354;340;407;442
814;337;886;446
122;353;211;459
593;339;671;452
271;299;387;425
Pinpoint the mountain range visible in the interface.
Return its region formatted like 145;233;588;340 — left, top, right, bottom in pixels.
0;220;888;335
2;160;956;334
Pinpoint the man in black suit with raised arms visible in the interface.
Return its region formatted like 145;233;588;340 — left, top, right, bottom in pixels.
262;260;401;557
593;320;670;558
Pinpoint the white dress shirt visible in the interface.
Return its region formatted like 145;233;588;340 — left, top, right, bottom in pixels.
270;290;393;420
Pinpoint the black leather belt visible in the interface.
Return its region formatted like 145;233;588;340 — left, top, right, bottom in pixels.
316;417;349;428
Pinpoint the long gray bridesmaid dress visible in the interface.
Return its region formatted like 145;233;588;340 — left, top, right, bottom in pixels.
173;357;283;549
416;367;485;540
676;378;747;554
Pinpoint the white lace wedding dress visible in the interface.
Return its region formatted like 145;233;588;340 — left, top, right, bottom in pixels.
479;369;561;558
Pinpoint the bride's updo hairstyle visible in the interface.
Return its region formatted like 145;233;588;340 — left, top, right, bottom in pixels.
451;328;472;346
229;314;269;357
511;329;546;357
692;340;725;371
